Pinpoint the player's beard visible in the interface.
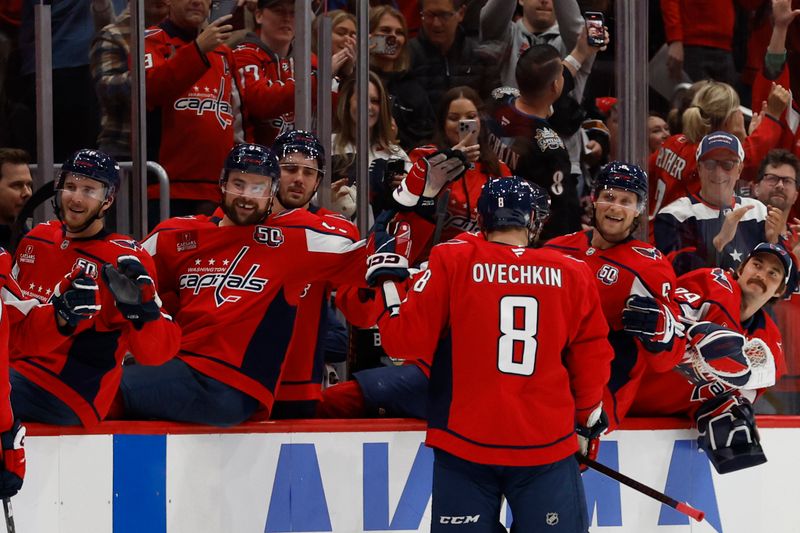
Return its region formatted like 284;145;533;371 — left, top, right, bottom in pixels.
221;193;271;225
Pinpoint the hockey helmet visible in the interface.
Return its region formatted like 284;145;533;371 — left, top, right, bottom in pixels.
593;161;648;209
478;176;542;234
272;130;325;172
56;149;120;197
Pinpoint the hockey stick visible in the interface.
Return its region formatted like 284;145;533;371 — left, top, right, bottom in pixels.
431;189;451;246
3;498;15;533
576;455;705;522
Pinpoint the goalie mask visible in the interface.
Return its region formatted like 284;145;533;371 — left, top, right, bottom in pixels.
53;149;121;234
477;177;549;244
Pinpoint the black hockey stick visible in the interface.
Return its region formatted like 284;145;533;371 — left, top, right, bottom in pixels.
576;455;705;522
431;189;451;246
3;497;16;533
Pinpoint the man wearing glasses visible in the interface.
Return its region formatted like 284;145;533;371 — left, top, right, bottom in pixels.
654;131;769;276
753;149;800;252
408;0;499;111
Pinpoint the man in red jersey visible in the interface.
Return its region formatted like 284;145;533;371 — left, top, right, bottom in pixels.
546;162;686;430
630;242;792;473
373;176;612;532
10;149;180;427
144;0;239;223
119;142;462;425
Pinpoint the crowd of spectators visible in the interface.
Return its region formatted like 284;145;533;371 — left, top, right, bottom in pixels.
1;0;800;426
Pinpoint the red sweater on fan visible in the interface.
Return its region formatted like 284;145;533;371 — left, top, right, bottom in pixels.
661;0;735;51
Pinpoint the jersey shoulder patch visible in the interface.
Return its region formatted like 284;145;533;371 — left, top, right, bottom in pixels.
710;267;734;293
631;246;663;260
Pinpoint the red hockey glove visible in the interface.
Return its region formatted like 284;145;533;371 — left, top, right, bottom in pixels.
51;267;101;327
102;256;161;329
575;405;608;472
621;295;684;351
0;420;25;498
366;210;412;287
392;149;467;208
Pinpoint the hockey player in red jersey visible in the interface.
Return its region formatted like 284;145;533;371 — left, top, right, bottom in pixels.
630;243;792;473
10;149;181;427
268;130;358;419
372;177;613;532
545;162;686;430
144;0;239;216
120;142;463;425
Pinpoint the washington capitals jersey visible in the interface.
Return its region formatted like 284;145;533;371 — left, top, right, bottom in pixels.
485;94;580;240
144;20;238;203
143;209;370;413
545;230;685;429
233;34;318;146
631;268;786;417
654;193;767;277
11;221;181;426
378;232;613;466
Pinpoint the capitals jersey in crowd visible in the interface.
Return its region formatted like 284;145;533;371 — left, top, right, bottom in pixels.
143;209;370;414
144;20;238;203
654;193;766;276
631;267;786;417
378;232;613;466
647;116;784;221
545;231;684;429
11;222;181;426
485;94;579;241
233;35;317;146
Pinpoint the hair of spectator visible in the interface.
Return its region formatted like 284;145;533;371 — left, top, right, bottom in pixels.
515;44;562;99
334;71;395;154
419;0;466;10
681;80;740;143
667;82;701;135
369;5;410;73
433;86;502;176
0;148;31;180
312;9;356;55
756;149;800;184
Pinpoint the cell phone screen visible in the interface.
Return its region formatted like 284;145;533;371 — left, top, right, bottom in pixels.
209;0;237;22
585;12;605;47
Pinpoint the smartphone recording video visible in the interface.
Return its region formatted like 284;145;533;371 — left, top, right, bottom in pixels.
370;34;398;56
458;119;479;142
209;0;237;22
584;12;606;47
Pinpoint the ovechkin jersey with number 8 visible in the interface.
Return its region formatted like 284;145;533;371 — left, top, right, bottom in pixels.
377;232;614;467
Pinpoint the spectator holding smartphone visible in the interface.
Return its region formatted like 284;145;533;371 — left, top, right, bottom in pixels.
369;6;435;150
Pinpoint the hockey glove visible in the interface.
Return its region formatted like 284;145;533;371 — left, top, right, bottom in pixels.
682;322;751;389
695;394;766;474
51;267;101;327
366;210;412;287
102;256;161;329
622;295;684;351
392;149;467;208
575;404;608;472
0;420;25;499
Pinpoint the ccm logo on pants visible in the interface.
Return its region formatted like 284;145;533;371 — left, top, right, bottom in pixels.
439;515;480;524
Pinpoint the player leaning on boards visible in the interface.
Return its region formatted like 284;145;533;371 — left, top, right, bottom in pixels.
630;242;792;474
118;142;464;426
9;149;181;427
545;162;687;430
371;177;613;532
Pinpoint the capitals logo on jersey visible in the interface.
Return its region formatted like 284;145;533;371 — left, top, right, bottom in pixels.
173;78;233;129
178;246;269;307
711;267;734;293
632;246;662;260
111;239;144;253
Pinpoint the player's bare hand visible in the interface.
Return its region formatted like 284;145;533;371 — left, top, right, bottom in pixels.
667;41;684;81
772;0;800;28
765;205;786;244
196;14;233;54
713;204;754;251
766;82;791;117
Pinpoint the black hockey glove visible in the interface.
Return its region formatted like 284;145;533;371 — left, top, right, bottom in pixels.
51;267;101;328
621;295;683;352
575;405;608;472
695;394;766;474
102;256;161;329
